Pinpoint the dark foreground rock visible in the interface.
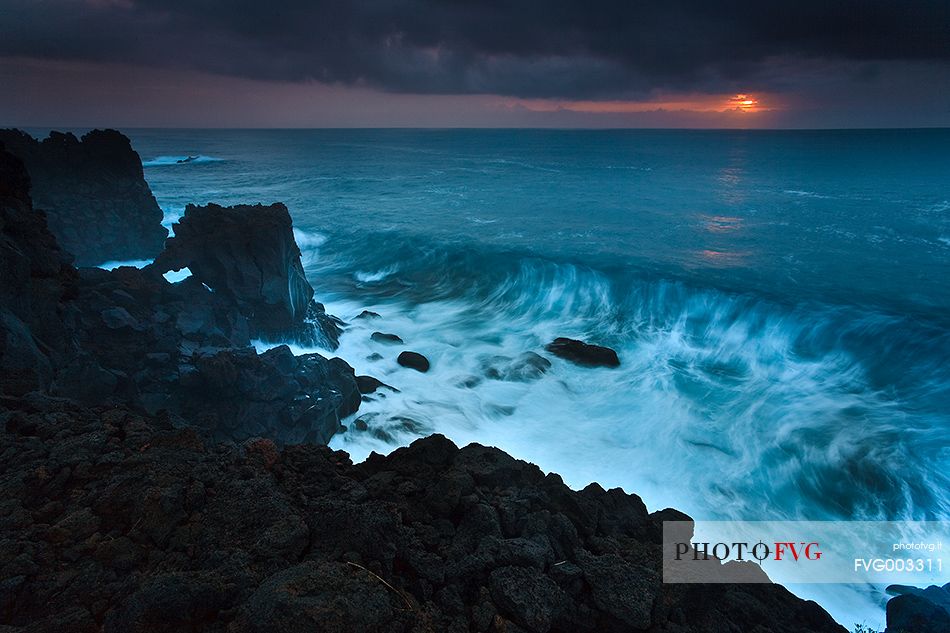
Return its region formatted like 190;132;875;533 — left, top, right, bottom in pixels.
481;352;552;382
356;375;397;395
171;345;360;444
545;338;620;368
155;202;342;348
398;350;431;373
0;396;846;633
0;148;358;446
372;331;404;344
0;149;78;396
886;583;950;633
0;128;167;265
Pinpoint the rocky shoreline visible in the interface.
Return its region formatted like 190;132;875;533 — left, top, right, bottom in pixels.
1;391;851;633
0;129;167;267
0;129;938;632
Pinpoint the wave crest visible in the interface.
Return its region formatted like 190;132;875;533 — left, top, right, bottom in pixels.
142;155;222;167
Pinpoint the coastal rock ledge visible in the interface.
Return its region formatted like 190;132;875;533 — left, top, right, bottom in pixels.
0;396;846;633
0;128;167;266
0;145;357;446
154;202;343;348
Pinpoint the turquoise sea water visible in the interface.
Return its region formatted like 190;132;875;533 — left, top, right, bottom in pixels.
127;129;950;627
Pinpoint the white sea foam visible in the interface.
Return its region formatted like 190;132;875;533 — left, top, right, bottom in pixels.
257;255;950;630
355;265;399;283
784;189;833;199
158;206;185;236
162;267;192;283
142;155;222;167
292;228;327;267
95;259;152;270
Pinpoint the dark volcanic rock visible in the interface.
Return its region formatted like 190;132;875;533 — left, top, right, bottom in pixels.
154;202;342;348
0;399;847;633
355;375;397;395
482;352;552;382
171;345;360;445
0;148;359;447
0;128;167;265
886;584;950;633
397;351;430;373
355;310;381;320
230;561;409;633
371;331;403;344
0;148;77;395
52;265;360;445
545;338;620;368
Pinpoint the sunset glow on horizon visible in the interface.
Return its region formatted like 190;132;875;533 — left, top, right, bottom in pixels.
501;93;772;116
727;94;762;112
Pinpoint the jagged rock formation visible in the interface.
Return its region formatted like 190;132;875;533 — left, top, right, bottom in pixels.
154;202;342;348
0;129;167;266
886;583;950;633
0;397;846;633
0;147;77;396
0;148;358;445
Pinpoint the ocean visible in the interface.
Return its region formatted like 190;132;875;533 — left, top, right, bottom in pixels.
127;128;949;628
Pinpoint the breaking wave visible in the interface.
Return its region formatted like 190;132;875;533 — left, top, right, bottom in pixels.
259;233;950;530
142;155;223;167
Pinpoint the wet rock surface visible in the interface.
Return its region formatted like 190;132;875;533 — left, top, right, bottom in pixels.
545;338;620;368
398;351;431;373
886;583;950;633
0;147;78;396
356;375;398;395
371;331;404;344
0;148;358;446
155;202;342;348
0;129;167;266
0;397;846;633
481;352;552;382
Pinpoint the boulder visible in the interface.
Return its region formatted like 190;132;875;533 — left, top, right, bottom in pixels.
886;584;950;633
545;337;620;368
482;352;552;382
0;147;77;392
0;308;52;395
370;331;403;344
170;345;360;445
355;375;397;395
154;202;341;348
397;351;430;373
490;566;565;633
0;128;167;265
230;562;406;633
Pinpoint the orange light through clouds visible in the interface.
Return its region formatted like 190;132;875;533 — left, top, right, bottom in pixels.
501;93;771;115
728;94;760;112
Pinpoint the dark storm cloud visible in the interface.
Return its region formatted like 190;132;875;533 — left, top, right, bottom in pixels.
1;0;948;98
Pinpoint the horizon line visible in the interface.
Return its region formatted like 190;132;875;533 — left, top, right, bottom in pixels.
7;124;950;133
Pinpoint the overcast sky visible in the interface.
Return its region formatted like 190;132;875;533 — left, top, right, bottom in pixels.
1;0;949;128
